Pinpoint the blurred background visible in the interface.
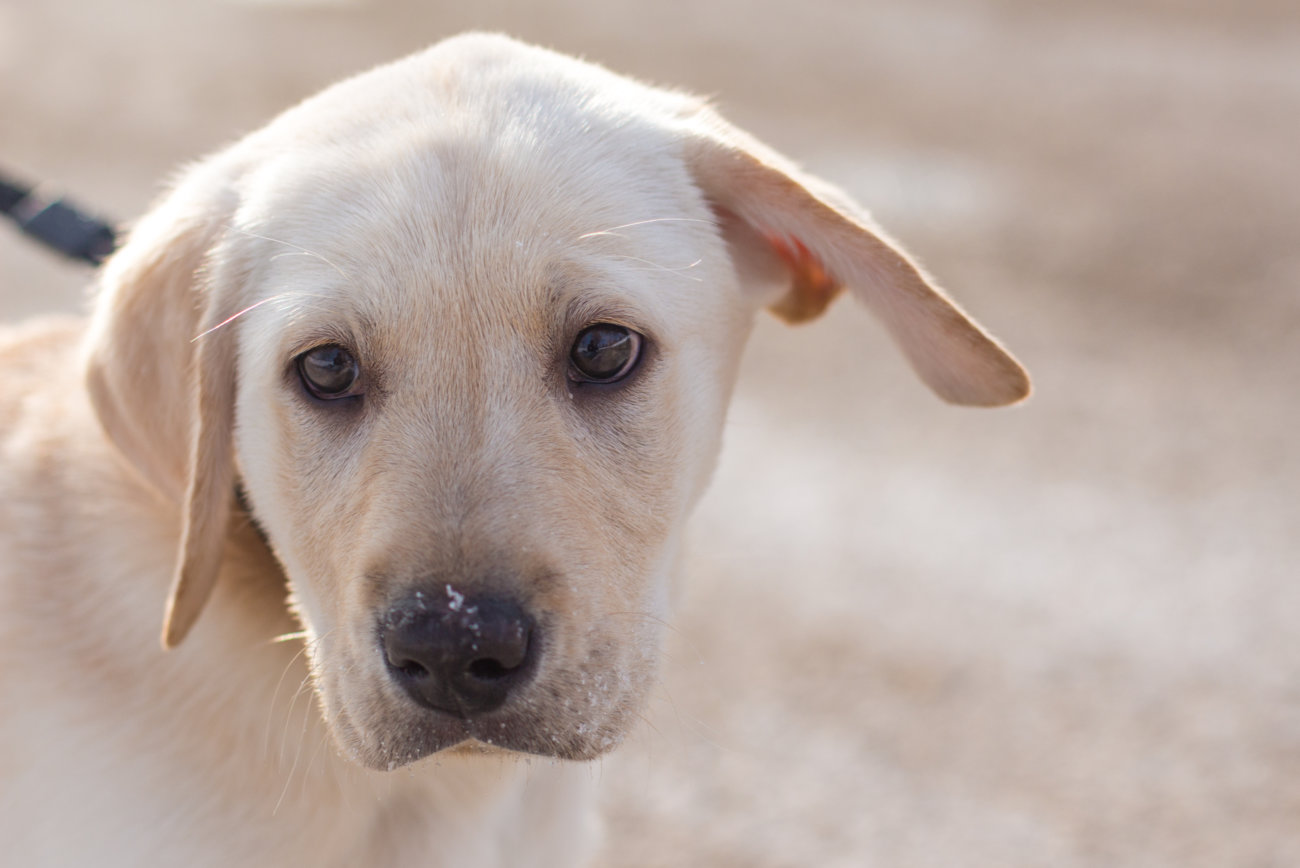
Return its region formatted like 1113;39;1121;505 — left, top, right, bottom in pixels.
2;0;1297;865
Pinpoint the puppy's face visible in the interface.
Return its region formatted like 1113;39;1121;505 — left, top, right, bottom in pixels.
85;35;1028;773
227;95;753;767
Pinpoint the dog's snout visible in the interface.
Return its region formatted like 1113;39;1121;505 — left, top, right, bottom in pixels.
381;587;537;717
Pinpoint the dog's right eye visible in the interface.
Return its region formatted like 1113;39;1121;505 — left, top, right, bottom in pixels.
297;345;362;399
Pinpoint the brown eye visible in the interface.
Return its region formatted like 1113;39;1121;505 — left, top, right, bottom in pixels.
569;324;642;383
297;344;361;399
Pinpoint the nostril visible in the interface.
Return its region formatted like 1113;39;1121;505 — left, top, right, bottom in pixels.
467;655;517;682
393;659;431;679
465;624;530;682
380;589;538;716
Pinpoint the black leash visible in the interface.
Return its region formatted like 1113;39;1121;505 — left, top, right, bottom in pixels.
0;171;117;266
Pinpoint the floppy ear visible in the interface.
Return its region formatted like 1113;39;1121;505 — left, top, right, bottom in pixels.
83;174;240;649
682;109;1030;407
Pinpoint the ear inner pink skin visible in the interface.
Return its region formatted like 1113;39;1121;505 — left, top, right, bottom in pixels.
761;231;845;324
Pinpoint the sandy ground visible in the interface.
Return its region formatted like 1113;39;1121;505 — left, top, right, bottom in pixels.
2;0;1297;865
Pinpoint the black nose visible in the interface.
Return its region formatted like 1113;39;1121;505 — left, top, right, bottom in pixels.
380;587;537;717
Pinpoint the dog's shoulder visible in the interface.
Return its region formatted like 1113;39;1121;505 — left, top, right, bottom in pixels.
0;313;84;354
0;315;87;422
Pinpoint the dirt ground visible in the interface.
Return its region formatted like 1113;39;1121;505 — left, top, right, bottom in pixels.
2;0;1297;865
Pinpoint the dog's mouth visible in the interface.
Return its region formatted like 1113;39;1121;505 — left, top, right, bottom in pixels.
339;700;629;771
310;598;657;771
324;668;636;771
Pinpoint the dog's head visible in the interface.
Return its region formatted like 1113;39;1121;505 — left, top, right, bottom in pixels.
82;34;1028;769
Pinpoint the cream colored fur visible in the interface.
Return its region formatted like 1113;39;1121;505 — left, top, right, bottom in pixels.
0;33;1027;867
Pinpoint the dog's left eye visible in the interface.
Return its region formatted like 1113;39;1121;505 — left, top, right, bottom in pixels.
297;345;362;399
569;324;643;384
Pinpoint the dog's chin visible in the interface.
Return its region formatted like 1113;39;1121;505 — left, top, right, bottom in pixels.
342;720;630;771
326;689;633;771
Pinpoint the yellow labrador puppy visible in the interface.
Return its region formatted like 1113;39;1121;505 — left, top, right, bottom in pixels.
0;33;1028;867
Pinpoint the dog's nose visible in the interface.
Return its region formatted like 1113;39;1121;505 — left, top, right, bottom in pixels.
380;587;536;717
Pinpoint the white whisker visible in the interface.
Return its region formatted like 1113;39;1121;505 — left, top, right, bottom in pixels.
190;296;279;341
225;224;349;279
576;216;713;241
263;628;330;759
191;288;332;341
609;254;704;282
273;674;317;815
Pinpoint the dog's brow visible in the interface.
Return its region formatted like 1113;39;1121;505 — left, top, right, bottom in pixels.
224;223;350;280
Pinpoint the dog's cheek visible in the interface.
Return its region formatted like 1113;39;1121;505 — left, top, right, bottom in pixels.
233;374;358;651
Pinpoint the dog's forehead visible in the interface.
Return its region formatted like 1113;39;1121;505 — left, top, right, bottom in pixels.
254;33;695;153
231;45;724;351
